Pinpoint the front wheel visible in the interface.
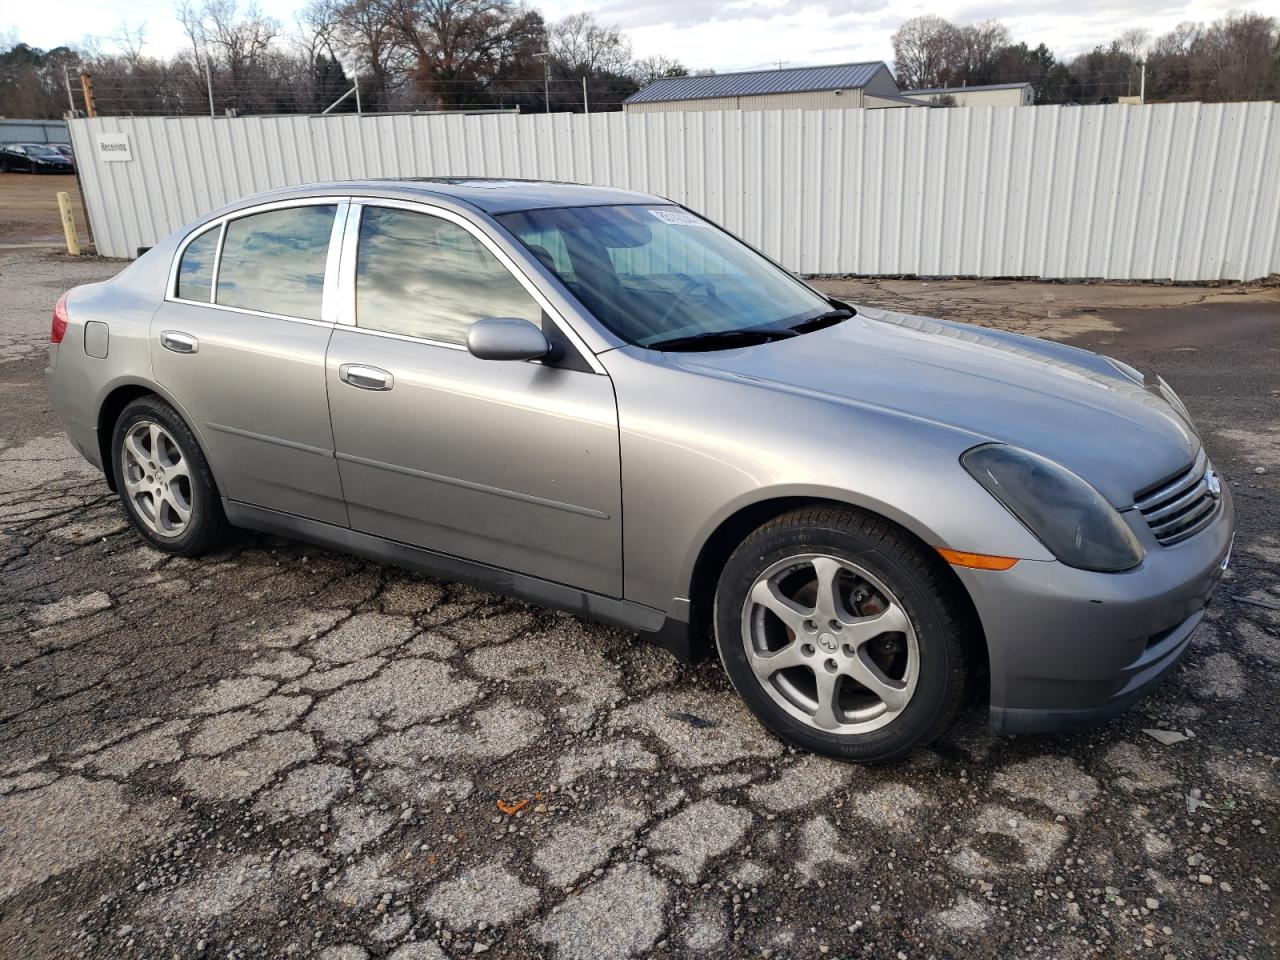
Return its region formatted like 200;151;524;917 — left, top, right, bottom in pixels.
714;507;970;762
110;395;230;555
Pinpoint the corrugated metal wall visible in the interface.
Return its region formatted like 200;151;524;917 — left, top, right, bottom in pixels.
69;102;1280;281
0;118;70;145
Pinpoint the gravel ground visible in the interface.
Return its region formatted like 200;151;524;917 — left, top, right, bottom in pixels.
1;248;1277;960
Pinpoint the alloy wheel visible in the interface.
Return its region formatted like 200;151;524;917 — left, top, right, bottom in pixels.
740;553;919;734
120;420;194;538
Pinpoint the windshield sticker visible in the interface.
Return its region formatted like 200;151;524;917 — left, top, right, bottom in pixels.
651;209;707;227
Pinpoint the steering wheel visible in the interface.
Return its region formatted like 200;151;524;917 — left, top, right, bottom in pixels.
654;277;717;329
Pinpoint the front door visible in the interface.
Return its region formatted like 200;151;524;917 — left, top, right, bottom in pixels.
325;202;622;596
151;200;347;525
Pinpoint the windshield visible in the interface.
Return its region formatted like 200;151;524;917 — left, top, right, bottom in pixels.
496;204;836;348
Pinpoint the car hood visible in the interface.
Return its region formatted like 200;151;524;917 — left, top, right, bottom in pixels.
671;305;1199;507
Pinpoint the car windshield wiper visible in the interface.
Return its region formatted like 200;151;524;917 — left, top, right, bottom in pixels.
645;328;797;352
788;308;855;334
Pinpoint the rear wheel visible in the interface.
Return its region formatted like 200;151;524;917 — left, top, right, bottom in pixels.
714;506;969;762
111;396;230;555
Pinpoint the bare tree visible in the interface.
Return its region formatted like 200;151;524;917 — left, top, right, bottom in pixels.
1196;12;1278;101
1142;13;1277;102
112;21;149;65
203;0;279;83
0;41;83;116
948;20;1010;85
303;0;407;109
374;0;546;108
549;12;630;76
630;54;686;86
891;15;955;88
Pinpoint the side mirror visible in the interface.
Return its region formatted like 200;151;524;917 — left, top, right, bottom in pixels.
466;317;551;362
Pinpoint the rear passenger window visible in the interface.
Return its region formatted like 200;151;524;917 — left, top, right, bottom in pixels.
176;226;219;302
355;207;542;345
216;205;336;321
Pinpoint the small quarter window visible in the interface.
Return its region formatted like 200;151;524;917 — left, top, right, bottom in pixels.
355;207;542;345
175;226;220;303
216;205;336;321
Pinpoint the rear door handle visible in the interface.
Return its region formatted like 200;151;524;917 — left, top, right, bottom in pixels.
160;330;198;354
339;363;393;391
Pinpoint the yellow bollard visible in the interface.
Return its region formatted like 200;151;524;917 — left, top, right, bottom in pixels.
56;191;81;256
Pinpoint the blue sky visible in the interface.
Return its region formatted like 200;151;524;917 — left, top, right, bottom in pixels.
11;0;1277;74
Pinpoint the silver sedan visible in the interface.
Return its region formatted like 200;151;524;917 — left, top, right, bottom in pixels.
46;179;1234;760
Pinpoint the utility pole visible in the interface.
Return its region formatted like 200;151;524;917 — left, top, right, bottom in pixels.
78;72;96;118
63;66;76;116
204;57;215;118
582;76;589;113
534;51;552;113
1139;61;1146;104
354;74;362;114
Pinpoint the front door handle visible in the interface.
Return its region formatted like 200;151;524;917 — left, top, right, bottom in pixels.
160;330;198;354
339;363;394;391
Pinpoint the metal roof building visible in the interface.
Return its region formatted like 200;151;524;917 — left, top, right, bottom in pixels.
623;62;903;113
0;118;70;146
903;82;1035;108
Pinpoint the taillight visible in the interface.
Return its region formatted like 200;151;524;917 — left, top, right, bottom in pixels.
51;292;69;344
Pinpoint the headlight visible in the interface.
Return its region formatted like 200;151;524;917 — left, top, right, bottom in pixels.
961;444;1144;572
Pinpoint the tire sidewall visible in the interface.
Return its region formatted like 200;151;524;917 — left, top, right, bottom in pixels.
110;398;219;554
715;519;957;761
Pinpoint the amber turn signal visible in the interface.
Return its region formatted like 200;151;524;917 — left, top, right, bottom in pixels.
935;547;1020;571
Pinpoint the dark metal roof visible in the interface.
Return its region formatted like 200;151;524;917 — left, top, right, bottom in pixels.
906;82;1034;95
626;62;889;105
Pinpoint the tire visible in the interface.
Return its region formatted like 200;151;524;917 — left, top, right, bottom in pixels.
714;506;969;762
110;395;231;555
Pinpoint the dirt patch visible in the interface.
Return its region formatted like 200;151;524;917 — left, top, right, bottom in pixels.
823;276;1280;340
0;173;90;248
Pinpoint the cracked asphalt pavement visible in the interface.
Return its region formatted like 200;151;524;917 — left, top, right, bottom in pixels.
1;247;1278;960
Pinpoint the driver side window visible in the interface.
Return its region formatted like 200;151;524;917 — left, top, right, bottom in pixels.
355;207;542;345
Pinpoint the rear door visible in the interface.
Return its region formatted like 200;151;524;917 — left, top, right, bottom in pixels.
324;200;622;596
151;199;348;525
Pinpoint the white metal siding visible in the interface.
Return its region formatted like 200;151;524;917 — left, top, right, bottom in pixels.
627;91;865;111
739;90;864;111
625;96;741;113
907;88;1030;108
69;102;1280;281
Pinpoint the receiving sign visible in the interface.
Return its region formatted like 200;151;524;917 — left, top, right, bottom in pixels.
95;133;133;162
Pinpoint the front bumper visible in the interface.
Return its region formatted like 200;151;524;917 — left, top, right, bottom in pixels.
955;485;1234;734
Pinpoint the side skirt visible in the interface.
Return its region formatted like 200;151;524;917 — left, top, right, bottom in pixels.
222;499;697;661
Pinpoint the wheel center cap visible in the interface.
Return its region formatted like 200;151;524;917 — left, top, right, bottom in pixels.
817;631;838;653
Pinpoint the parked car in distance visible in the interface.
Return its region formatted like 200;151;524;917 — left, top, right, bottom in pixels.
0;142;75;173
45;179;1234;761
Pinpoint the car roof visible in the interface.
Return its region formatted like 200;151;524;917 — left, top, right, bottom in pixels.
239;178;669;215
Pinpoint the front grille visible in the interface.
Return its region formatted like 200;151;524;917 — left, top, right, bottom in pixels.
1134;449;1220;546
